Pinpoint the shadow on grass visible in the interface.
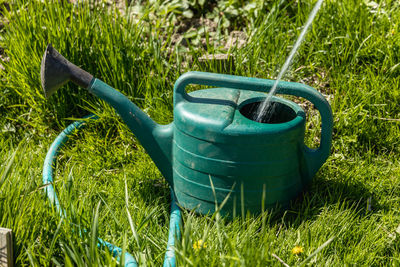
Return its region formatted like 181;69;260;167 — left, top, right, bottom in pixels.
125;160;385;230
167;171;385;229
275;173;384;227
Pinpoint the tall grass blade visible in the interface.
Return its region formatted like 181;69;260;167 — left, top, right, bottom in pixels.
299;236;335;266
125;176;140;247
0;148;18;192
91;201;101;261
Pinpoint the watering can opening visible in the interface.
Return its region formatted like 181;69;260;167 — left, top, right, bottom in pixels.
239;100;297;124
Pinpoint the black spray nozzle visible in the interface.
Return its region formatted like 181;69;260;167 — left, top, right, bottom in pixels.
40;44;93;98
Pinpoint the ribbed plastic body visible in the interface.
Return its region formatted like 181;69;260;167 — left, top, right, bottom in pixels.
173;88;307;216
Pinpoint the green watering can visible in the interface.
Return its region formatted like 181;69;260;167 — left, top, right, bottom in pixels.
41;44;333;216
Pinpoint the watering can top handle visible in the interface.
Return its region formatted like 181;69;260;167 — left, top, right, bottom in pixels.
174;71;333;172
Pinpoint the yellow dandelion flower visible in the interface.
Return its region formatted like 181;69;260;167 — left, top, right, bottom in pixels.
193;239;207;250
292;245;304;255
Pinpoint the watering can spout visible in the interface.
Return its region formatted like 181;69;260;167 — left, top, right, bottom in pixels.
41;44;93;98
40;44;174;183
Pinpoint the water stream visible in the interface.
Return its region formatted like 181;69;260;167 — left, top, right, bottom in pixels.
253;0;324;122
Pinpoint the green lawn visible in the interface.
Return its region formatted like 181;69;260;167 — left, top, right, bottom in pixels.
1;0;400;266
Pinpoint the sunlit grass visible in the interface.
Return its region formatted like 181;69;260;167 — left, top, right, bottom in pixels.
1;0;400;266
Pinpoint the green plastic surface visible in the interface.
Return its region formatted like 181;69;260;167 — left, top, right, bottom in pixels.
88;71;333;216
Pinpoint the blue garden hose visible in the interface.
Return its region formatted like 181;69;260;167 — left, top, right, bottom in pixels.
43;115;181;267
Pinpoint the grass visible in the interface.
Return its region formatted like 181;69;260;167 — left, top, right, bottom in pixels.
1;0;400;266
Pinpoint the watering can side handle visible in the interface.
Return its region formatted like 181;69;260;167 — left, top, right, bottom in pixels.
281;83;333;179
173;71;333;178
